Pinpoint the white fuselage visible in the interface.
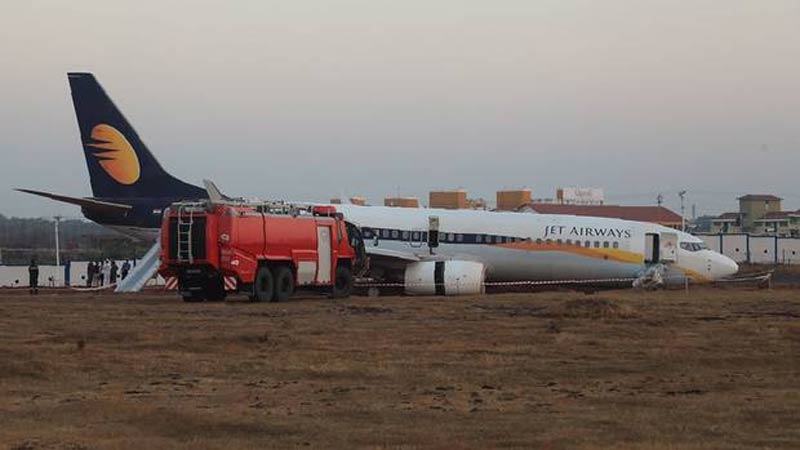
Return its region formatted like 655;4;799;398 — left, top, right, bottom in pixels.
334;204;739;283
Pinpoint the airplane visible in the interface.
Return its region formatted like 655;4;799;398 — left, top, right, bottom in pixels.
17;73;739;294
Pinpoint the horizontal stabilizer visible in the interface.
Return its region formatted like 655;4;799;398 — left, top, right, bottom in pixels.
15;188;132;213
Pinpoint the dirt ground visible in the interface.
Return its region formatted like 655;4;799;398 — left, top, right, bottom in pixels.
0;287;798;449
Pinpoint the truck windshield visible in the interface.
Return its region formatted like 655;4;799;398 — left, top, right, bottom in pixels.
345;222;367;274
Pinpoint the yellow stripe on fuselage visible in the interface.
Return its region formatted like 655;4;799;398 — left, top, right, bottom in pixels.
679;267;713;283
494;241;644;265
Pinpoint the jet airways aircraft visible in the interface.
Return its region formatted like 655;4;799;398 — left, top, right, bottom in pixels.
18;73;738;294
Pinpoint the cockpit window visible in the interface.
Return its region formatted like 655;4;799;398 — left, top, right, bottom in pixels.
680;242;707;252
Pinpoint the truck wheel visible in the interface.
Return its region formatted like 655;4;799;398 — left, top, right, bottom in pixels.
273;266;295;302
253;267;274;302
333;266;353;298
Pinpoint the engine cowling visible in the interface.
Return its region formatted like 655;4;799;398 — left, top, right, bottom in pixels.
404;260;486;296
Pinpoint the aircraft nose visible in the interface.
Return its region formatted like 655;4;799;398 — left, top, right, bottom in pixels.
718;256;739;278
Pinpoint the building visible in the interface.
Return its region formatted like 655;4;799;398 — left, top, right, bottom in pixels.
556;187;604;205
518;203;683;228
709;212;743;234
466;197;487;210
753;211;800;237
711;194;790;234
738;194;782;231
496;189;532;211
349;196;367;206
429;190;467;210
329;197;368;206
384;196;420;208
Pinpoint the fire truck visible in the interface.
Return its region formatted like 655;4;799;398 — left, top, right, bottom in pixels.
158;200;365;302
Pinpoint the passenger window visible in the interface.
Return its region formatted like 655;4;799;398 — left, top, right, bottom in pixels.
566;239;572;245
391;230;399;239
536;238;543;245
412;231;419;240
612;242;619;249
574;240;580;247
476;235;482;243
402;231;409;240
603;241;609;248
594;241;600;248
585;241;591;248
546;239;552;245
382;229;390;238
556;239;562;245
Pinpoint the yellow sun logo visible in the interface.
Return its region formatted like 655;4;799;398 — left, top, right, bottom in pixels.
85;124;141;185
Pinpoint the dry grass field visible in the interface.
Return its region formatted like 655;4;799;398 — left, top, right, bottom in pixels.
0;287;798;449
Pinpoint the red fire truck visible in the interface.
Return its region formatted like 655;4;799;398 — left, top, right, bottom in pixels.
158;200;365;302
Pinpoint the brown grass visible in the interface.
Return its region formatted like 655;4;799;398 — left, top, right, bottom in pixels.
0;288;798;449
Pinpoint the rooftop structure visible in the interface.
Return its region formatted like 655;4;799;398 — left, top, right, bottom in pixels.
429;190;468;210
384;197;420;208
496;189;532;211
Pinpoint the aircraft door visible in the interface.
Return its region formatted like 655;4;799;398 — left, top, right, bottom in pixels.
645;233;660;263
428;216;440;253
660;232;678;262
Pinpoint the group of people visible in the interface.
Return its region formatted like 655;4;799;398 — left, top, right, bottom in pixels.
86;259;132;287
24;258;136;294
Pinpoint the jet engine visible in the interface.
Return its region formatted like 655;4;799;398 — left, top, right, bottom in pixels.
404;260;486;296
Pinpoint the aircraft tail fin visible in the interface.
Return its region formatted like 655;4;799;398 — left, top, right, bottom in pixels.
67;72;206;200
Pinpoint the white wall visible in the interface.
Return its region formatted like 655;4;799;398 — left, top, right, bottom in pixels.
778;239;800;264
721;234;749;263
750;236;777;264
699;234;721;253
697;234;800;265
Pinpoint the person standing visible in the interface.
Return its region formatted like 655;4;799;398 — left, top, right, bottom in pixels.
102;260;111;287
110;260;118;285
86;261;95;287
28;258;40;295
97;260;105;287
64;259;71;287
121;260;131;280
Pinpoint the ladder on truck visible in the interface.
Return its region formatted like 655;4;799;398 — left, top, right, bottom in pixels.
176;203;197;263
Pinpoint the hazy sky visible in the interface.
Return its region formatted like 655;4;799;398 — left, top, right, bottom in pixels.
1;0;798;218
